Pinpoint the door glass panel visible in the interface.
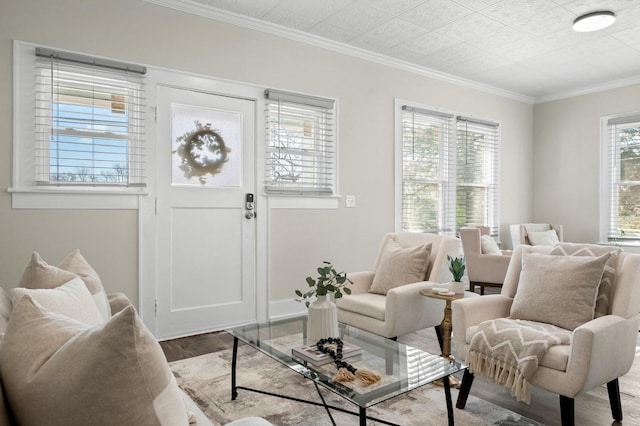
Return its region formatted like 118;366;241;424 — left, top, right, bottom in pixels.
171;103;242;186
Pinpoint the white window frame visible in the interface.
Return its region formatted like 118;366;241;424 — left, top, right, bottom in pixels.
11;41;148;209
600;113;640;245
264;89;339;209
394;99;500;236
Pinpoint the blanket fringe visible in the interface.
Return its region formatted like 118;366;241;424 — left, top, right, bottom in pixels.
466;350;531;404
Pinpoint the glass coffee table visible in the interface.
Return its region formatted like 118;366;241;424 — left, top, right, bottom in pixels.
226;316;465;426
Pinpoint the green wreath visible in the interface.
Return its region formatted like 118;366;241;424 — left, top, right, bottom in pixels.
174;121;230;184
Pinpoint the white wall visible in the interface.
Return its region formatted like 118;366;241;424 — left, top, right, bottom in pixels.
0;0;533;308
533;85;640;245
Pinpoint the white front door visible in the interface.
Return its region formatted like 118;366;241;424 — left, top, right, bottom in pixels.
155;84;257;339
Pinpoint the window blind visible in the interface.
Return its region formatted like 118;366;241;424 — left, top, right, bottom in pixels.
400;105;500;235
604;114;640;241
455;116;500;236
400;106;455;233
35;48;146;187
264;89;335;196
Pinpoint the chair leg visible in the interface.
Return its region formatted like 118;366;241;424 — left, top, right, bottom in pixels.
607;379;623;421
480;285;485;295
469;281;475;293
456;369;474;409
559;395;574;426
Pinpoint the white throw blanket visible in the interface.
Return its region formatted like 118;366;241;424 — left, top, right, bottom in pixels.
466;318;572;403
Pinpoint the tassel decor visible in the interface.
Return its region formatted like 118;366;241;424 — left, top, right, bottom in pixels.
316;337;381;386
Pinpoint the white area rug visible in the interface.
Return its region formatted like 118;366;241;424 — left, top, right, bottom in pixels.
169;343;543;426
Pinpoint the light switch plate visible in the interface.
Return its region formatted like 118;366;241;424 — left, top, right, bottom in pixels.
345;195;356;208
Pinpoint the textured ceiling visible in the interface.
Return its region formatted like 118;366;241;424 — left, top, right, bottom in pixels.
158;0;640;102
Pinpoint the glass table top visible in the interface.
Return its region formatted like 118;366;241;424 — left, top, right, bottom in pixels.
226;316;465;409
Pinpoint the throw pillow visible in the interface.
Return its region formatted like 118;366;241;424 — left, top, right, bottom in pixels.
369;240;432;295
59;249;111;321
550;243;621;317
480;235;501;255
19;251;110;321
0;296;189;426
527;229;559;246
510;252;610;330
10;277;104;326
19;252;76;289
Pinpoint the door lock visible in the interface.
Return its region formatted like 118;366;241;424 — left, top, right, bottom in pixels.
245;193;255;219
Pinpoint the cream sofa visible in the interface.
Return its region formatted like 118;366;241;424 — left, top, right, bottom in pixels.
0;251;271;426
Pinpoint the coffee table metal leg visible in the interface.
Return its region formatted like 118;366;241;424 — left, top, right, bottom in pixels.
231;336;239;400
360;407;367;426
313;382;336;426
443;375;454;425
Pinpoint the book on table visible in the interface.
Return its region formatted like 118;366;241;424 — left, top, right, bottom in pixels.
292;341;361;366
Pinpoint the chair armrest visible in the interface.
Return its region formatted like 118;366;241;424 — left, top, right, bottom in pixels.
452;294;513;360
566;314;640;394
384;281;443;336
346;271;375;294
385;281;439;306
108;292;133;315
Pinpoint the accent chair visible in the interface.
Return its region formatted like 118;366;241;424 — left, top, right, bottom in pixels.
452;243;640;426
335;232;462;339
459;226;512;295
509;223;563;248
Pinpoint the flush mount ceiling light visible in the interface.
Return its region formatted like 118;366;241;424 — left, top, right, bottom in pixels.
573;11;616;32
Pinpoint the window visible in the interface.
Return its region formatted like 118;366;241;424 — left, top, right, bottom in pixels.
35;48;146;187
264;89;336;197
398;103;500;236
602;114;640;243
12;42;147;209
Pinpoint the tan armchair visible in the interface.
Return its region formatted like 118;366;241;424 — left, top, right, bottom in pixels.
459;227;511;295
335;232;461;339
452;243;640;426
510;223;563;248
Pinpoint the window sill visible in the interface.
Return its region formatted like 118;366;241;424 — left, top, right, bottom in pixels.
9;187;147;209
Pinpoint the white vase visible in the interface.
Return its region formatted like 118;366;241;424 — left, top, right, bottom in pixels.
451;281;465;294
307;295;339;343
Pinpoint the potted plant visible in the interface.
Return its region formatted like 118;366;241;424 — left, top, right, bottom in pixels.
447;255;466;294
295;261;353;342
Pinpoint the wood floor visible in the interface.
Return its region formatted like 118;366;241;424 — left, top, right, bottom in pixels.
160;291;640;426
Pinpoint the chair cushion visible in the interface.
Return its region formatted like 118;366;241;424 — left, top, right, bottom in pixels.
527;229;559;246
480;235;501;255
335;293;386;321
510;252;610;330
0;296;188;426
549;243;621;318
465;324;569;371
10;277;104;326
369;240;431;295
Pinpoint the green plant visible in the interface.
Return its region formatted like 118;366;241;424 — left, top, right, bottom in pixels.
295;261;353;308
447;255;465;282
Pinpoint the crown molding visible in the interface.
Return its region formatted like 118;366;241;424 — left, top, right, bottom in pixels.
534;75;640;104
144;0;536;104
